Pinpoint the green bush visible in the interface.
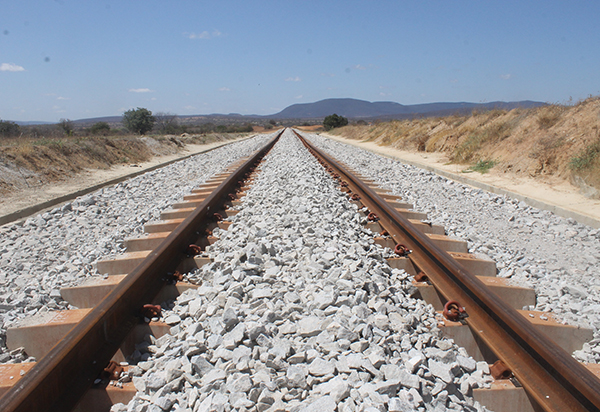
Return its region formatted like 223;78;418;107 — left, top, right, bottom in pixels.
570;140;600;171
123;108;155;135
323;114;349;131
469;160;496;174
89;122;111;136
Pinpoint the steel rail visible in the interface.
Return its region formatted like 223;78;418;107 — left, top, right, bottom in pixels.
296;130;600;412
0;131;282;412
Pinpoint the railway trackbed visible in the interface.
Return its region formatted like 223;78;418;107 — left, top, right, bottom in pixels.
0;128;599;412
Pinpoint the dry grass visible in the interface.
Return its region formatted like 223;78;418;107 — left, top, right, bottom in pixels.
537;105;567;129
329;96;600;195
0;135;185;194
0;131;255;195
2;136;151;173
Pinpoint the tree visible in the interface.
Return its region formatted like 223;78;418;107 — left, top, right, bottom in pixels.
59;118;74;136
0;120;21;137
323;113;349;131
89;122;111;136
154;112;180;134
123;107;155;135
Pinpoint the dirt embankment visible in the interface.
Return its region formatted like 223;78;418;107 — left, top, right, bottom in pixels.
0;133;240;196
328;97;600;197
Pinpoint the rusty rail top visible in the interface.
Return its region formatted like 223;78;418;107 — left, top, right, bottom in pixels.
0;131;282;412
296;129;600;412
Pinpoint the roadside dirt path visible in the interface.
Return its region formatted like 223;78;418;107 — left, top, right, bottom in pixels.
323;133;600;228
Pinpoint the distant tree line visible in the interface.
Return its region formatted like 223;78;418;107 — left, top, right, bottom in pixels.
0;107;261;140
122;107;255;135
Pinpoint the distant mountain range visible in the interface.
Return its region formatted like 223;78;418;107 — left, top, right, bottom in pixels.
265;98;546;119
12;98;546;125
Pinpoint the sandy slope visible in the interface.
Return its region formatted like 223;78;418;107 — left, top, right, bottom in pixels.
323;133;600;227
0;141;232;220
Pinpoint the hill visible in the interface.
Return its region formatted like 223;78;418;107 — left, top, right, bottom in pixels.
9;98;547;125
268;98;546;119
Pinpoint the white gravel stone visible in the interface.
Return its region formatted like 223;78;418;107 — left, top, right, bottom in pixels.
308;357;335;376
163;314;180;325
119;130;491;412
306;131;600;362
299;395;337;412
0;134;273;362
297;316;323;337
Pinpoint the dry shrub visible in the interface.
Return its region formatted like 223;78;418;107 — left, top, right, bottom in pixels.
570;139;600;172
537;105;565;129
485;109;508;120
1;136;155;185
569;138;600;191
451;119;513;163
529;135;564;159
413;133;428;151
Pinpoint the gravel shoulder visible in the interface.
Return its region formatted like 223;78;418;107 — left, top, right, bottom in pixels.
0;134;273;363
306;131;600;364
322;133;600;228
0;139;246;226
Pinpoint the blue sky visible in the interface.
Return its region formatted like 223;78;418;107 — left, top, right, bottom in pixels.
1;0;599;122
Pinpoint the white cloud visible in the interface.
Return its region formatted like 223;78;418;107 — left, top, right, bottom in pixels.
188;31;210;39
353;64;366;70
500;74;512;80
219;87;231;92
285;76;301;82
0;63;25;72
186;30;222;40
128;88;153;93
150;97;157;101
295;95;303;99
57;96;70;100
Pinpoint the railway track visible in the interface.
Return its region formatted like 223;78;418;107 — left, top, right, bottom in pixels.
0;128;599;411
